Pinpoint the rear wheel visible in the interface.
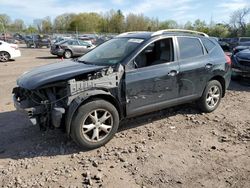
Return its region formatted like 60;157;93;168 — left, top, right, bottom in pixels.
71;99;119;149
64;50;72;59
197;80;222;113
0;51;10;62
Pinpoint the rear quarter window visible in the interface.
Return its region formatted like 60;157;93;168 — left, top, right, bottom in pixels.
201;38;216;52
177;37;204;59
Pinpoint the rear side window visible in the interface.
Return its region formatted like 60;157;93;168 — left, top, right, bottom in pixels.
177;37;204;59
201;38;216;52
240;38;250;42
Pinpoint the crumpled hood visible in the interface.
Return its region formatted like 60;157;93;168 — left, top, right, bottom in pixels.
17;60;105;90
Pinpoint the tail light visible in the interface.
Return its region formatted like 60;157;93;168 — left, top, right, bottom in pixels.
225;54;232;66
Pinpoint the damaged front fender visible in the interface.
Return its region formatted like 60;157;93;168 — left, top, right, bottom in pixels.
65;90;120;135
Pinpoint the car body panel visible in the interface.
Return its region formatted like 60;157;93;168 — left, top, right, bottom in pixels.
0;40;21;60
125;61;179;116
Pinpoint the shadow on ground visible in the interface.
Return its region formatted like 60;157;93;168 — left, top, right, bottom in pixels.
229;80;250;91
36;56;61;59
0;104;198;160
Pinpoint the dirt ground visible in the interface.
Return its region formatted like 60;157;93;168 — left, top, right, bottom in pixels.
0;46;249;188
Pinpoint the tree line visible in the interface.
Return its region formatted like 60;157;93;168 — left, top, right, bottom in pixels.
0;8;250;38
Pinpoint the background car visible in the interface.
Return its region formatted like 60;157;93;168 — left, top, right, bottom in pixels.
0;40;21;62
229;37;250;49
232;41;250;54
231;49;250;80
25;34;51;48
50;39;96;58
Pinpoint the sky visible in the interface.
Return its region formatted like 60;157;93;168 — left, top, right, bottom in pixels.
0;0;249;25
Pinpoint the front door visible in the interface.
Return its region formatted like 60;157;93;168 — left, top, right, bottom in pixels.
125;38;180;117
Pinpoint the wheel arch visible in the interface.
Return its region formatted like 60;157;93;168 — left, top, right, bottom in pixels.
209;75;226;97
65;90;123;136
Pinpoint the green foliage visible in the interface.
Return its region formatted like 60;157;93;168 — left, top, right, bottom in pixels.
24;25;38;34
159;20;178;29
1;8;250;37
208;24;230;38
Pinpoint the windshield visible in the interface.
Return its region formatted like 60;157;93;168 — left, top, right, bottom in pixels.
78;37;144;65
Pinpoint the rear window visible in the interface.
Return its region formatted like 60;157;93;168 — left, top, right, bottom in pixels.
241;42;250;46
201;38;216;52
67;40;79;45
240;38;250;42
178;37;204;59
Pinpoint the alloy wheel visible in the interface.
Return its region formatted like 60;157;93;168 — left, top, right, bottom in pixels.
206;85;220;108
0;52;10;62
81;109;113;143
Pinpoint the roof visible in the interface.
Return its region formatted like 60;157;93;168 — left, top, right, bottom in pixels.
117;30;209;40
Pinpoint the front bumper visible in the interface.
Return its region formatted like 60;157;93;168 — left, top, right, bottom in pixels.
13;94;41;125
12;87;65;128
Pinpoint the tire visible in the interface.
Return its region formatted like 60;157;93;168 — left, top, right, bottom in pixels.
71;99;119;149
64;50;72;59
0;51;10;62
197;80;222;113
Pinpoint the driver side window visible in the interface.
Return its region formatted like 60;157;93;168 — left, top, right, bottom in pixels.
133;38;174;69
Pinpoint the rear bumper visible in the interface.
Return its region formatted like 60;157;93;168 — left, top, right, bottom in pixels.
10;50;21;59
50;49;64;56
232;68;250;78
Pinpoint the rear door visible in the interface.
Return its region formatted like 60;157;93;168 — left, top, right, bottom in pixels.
177;37;210;98
78;41;91;54
68;40;82;55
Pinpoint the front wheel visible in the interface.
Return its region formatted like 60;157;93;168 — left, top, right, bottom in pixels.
71;99;119;149
197;80;222;113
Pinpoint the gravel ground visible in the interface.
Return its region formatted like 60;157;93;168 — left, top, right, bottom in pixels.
0;46;249;188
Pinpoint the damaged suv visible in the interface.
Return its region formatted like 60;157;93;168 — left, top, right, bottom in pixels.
13;29;231;149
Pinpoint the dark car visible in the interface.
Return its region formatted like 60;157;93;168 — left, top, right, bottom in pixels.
13;29;231;149
229;37;250;49
218;38;231;52
25;34;51;48
231;49;250;79
50;39;95;58
232;41;250;55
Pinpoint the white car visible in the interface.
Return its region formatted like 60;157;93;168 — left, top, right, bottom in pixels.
0;40;21;62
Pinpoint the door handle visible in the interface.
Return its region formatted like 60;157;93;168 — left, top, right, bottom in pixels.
205;63;213;69
167;70;179;77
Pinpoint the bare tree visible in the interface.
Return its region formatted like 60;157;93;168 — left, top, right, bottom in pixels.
230;7;250;36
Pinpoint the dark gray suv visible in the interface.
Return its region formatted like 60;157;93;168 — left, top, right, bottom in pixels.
13;29;231;149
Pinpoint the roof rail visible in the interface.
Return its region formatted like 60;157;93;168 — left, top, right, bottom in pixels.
151;29;209;37
117;31;149;37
